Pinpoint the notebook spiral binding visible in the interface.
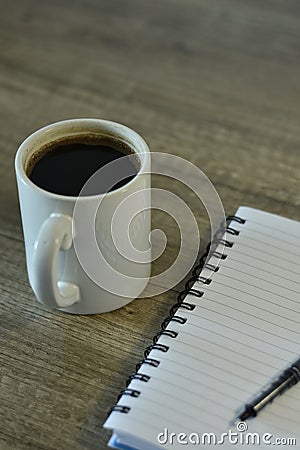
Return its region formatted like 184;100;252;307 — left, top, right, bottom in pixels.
107;214;246;417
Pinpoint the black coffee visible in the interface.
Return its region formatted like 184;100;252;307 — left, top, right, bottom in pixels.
27;135;139;196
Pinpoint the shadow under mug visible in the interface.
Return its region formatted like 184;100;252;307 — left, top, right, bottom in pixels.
15;119;151;314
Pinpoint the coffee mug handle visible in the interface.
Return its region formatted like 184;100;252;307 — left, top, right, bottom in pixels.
33;214;80;308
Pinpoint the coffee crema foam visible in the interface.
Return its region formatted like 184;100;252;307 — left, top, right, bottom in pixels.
25;133;140;176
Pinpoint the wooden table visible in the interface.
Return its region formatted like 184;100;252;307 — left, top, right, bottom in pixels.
1;1;300;449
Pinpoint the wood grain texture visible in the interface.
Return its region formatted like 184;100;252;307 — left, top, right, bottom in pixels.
0;0;300;449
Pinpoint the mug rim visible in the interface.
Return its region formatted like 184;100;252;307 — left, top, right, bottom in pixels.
15;118;150;202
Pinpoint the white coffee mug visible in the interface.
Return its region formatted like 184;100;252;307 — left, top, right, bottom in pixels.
15;119;151;314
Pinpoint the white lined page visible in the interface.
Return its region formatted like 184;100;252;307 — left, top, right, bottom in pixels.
104;207;300;449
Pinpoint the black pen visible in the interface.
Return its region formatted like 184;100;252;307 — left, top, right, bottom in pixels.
237;357;300;421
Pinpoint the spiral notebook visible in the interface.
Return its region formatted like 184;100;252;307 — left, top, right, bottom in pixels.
104;206;300;449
